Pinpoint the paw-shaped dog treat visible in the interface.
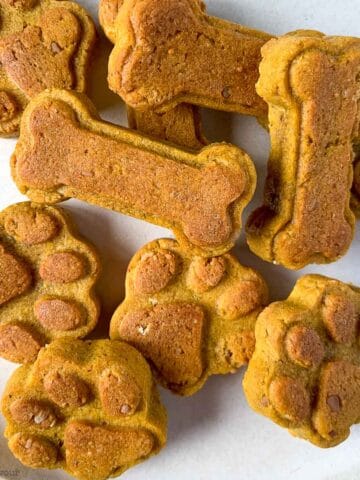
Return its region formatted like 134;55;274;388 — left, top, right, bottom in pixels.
247;32;360;269
0;202;100;363
1;338;167;479
351;153;360;217
12;89;256;257
243;274;360;448
0;0;96;136
110;239;268;396
106;0;272;118
99;0;207;151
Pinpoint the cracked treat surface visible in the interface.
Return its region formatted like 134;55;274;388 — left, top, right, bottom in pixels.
12;89;256;257
106;0;271;118
0;0;96;136
247;32;360;269
110;238;268;396
1;338;167;480
0;202;99;364
243;274;360;447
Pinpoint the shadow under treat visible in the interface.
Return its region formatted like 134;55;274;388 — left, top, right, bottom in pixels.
87;31;125;116
161;372;246;447
61;201;132;336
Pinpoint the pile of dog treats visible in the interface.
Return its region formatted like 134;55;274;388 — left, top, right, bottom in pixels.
0;0;359;478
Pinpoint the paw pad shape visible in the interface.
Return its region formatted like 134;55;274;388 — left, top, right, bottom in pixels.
1;338;167;480
0;202;100;363
0;0;96;135
110;238;268;396
243;274;360;447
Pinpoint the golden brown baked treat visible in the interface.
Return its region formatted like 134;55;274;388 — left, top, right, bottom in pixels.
127;103;207;150
100;0;205;41
0;0;96;137
351;151;360;217
99;0;207;150
247;32;360;270
12;89;257;257
243;274;360;448
1;338;167;479
0;202;100;364
110;238;268;396
106;0;272;118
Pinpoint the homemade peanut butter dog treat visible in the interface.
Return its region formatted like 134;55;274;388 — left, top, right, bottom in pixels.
99;0;207;150
1;338;167;480
0;202;99;364
0;0;96;137
247;32;360;269
12;89;256;257
110;238;268;396
106;0;272;118
243;274;360;448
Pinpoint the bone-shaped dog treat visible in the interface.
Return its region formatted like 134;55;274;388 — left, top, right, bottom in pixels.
99;0;207;150
0;0;96;136
12;89;256;256
243;274;360;448
247;33;360;270
106;0;272;118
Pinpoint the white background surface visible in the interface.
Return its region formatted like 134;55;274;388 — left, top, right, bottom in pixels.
1;1;360;479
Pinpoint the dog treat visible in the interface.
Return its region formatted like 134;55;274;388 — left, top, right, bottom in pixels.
100;0;205;42
110;238;268;396
12;89;256;257
0;0;96;137
0;202;100;364
351;151;360;217
127;102;207;150
243;274;360;448
247;32;360;269
1;338;167;479
99;0;207;150
106;0;272;118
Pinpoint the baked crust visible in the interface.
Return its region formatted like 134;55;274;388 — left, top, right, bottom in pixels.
247;32;360;269
243;274;360;448
0;0;96;136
